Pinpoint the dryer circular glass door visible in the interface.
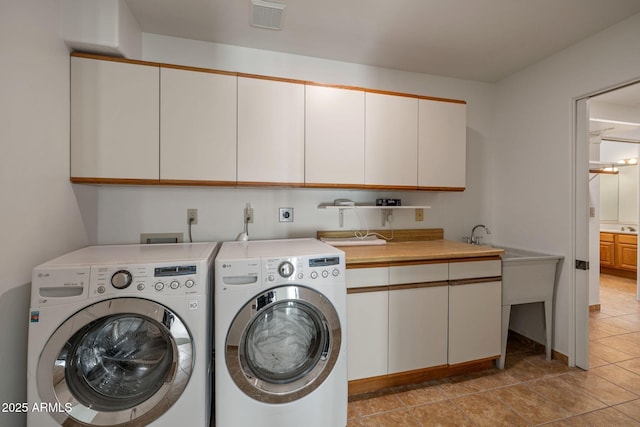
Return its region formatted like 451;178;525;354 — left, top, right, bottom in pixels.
37;298;193;426
226;285;341;403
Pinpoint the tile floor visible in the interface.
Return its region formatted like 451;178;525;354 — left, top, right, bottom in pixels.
347;273;640;426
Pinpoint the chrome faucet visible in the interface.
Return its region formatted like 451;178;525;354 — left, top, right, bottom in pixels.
470;224;491;245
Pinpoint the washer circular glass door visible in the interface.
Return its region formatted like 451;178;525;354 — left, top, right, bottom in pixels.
37;298;193;426
226;285;341;403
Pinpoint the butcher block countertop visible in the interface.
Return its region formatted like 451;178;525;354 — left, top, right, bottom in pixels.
316;228;504;266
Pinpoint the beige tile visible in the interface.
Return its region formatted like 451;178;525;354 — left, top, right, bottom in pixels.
491;382;570;424
616;399;640;422
618;358;640;376
592;364;640;395
452;392;529;427
348;394;403;418
598;335;640;357
411;400;474;427
358;409;421;427
394;384;447;407
525;376;607;415
590;340;636;363
561;371;638;406
567;407;640;426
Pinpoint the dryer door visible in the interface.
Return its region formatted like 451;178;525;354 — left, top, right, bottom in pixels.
226;285;341;403
37;298;193;426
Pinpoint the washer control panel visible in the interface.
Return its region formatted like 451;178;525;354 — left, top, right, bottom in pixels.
264;255;343;284
90;263;202;297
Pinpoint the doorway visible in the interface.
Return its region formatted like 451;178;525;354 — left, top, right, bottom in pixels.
577;81;640;370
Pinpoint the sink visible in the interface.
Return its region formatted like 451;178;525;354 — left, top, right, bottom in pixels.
493;246;564;369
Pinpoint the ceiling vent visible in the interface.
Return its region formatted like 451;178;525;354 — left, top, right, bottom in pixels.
251;0;286;30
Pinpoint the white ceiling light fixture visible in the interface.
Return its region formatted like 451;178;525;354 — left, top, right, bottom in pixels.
251;0;287;30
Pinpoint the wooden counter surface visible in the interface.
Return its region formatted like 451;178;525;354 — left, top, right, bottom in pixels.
340;240;503;266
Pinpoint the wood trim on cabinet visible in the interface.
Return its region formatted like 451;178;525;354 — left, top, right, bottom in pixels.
159;179;237;187
236;181;306;188
449;276;502;286
348;358;496;396
389;281;449;291
160;63;237;76
321;228;444;242
448;256;502;263
417;186;466;192
70;177;161;185
71;51;160;68
237;72;307;86
347;286;389;294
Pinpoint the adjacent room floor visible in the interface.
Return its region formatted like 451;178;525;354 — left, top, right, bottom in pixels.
347;273;640;426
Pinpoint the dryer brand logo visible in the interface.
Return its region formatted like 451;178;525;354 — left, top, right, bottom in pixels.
222;263;231;268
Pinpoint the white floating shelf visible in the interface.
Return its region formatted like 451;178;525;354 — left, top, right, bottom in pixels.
318;203;431;227
317;203;431;209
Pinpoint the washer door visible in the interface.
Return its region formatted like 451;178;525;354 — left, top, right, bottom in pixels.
226;285;341;403
37;298;193;426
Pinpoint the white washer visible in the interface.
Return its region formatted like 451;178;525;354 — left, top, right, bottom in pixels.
214;238;347;427
27;242;218;427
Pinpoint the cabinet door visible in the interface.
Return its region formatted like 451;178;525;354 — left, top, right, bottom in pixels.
448;280;501;365
388;285;448;373
71;57;159;180
418;99;466;189
160;67;237;182
237;77;304;184
600;241;615;267
347;290;388;380
616;234;638;271
365;92;418;187
305;85;365;186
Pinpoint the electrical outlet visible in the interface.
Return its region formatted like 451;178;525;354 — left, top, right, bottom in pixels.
245;203;254;223
279;208;294;222
187;208;198;225
415;208;424;222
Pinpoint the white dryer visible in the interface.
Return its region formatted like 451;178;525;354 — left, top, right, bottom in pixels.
214;238;347;427
27;242;218;427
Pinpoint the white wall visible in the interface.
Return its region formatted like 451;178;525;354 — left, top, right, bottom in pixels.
0;1;94;425
95;34;497;245
493;13;640;359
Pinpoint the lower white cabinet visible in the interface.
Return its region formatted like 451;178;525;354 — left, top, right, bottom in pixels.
347;259;501;381
448;280;501;365
448;259;502;365
388;284;448;373
347;290;389;381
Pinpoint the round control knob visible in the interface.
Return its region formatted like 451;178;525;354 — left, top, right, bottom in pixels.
97;285;105;294
310;271;318;279
332;269;340;277
185;279;195;288
322;270;329;278
137;283;145;291
154;282;165;291
278;261;294;278
268;274;275;282
170;280;180;290
111;270;133;289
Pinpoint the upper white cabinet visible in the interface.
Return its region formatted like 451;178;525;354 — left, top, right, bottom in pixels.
71;56;159;180
237;76;305;184
418;99;467;189
160;67;237;182
305;85;365;186
365;92;418;187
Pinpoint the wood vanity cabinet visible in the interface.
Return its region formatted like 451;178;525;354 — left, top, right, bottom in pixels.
600;233;615;267
616;234;637;271
600;232;637;274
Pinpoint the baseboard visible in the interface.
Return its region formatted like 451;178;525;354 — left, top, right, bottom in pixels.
589;304;601;312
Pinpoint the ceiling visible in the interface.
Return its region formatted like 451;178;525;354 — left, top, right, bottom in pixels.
125;0;640;83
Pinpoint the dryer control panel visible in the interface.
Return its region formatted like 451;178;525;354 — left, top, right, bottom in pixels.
263;255;343;284
90;263;204;297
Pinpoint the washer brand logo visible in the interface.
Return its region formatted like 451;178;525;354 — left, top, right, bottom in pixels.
222;263;231;268
189;300;199;310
